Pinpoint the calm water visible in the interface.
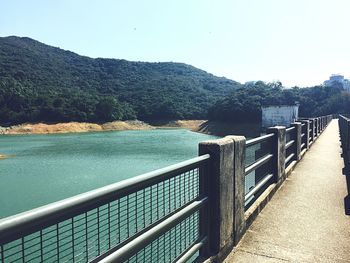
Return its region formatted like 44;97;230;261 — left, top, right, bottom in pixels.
0;129;218;218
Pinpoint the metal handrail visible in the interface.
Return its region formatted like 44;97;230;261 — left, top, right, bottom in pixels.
285;153;295;165
245;135;274;206
245;154;273;175
285;140;295;150
0;154;210;244
176;237;207;263
286;126;295;133
99;198;207;263
246;133;274;147
245;174;274;202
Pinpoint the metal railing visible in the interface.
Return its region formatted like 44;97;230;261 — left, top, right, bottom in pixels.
300;123;307;152
285;126;296;169
309;119;313;144
339;115;350;166
244;134;274;207
0;155;210;263
0;114;334;263
244;115;333;209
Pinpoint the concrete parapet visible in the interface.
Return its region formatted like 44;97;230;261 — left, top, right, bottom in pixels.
310;118;316;142
299;120;310;149
199;137;235;256
315;118;319;137
292;122;302;161
267;126;286;182
225;136;246;245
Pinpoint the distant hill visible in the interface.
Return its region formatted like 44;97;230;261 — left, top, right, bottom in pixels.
0;36;241;125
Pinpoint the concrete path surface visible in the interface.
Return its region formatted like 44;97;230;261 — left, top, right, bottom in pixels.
224;120;350;262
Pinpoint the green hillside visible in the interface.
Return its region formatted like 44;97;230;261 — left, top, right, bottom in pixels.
0;36;240;125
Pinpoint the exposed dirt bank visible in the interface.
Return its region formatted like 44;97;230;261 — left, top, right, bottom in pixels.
0;120;154;135
0;120;262;137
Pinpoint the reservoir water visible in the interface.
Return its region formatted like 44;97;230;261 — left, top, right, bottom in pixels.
0;129;218;218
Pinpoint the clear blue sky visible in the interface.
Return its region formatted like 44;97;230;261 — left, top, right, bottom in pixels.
1;0;349;87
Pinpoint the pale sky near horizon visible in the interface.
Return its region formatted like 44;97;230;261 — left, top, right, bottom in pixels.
1;0;349;87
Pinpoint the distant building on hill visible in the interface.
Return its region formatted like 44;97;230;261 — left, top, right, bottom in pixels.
324;74;350;92
261;104;299;128
245;81;258;85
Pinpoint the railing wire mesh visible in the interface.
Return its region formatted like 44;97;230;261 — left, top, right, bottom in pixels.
0;158;206;263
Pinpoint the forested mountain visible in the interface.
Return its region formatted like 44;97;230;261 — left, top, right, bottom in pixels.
0;36;240;125
1;36;349;126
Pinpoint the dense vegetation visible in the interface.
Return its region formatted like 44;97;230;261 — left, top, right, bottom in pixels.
0;36;240;125
208;81;350;122
1;36;349;126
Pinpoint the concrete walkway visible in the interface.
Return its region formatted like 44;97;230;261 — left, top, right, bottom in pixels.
224;120;350;263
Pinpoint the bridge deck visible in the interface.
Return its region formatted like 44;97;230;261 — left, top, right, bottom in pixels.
224;119;350;262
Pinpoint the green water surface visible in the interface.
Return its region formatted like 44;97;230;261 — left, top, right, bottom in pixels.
0;129;218;218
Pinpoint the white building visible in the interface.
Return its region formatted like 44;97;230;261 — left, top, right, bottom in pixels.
324;74;350;92
344;79;350;92
262;105;299;128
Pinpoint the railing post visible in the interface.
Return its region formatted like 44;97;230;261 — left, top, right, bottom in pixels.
226;136;246;245
314;118;318;138
323;116;325;130
309;119;315;143
318;117;321;134
267;126;286;182
315;118;319;137
199;137;235;257
300;120;310;150
292;122;302;160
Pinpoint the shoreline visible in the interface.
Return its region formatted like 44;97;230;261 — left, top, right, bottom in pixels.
0;120;207;135
0;120;262;137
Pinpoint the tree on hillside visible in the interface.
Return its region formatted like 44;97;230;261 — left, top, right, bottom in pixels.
95;97;123;122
